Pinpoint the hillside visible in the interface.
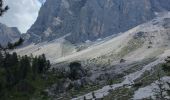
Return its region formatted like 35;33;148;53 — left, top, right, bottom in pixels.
15;12;170;64
70;12;170;100
2;0;170;100
12;12;170;100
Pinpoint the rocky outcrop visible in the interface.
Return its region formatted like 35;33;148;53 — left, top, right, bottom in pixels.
27;0;170;43
0;23;21;46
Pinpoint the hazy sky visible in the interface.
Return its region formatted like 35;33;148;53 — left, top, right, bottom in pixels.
0;0;42;33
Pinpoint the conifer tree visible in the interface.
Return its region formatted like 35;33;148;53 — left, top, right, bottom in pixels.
19;55;31;80
0;44;3;50
11;52;18;65
14;37;24;47
7;42;14;49
0;51;3;67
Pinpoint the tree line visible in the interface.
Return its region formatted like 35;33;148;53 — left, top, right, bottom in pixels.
7;37;24;49
0;34;51;99
0;50;51;93
0;1;53;99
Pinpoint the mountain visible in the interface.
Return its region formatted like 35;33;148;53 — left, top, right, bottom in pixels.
0;23;21;46
15;12;170;100
70;12;170;100
16;12;170;64
49;12;170;63
27;0;170;43
57;12;170;100
13;36;77;63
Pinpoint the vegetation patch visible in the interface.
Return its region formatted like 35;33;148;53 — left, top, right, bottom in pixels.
124;58;157;75
0;51;57;100
133;64;166;89
117;38;144;58
103;87;134;100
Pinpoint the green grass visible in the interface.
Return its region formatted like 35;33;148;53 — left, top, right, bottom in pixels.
90;37;145;66
53;84;103;100
59;77;124;99
124;58;157;75
107;78;123;85
134;64;166;88
82;37;145;67
103;87;134;100
116;38;144;58
103;59;163;100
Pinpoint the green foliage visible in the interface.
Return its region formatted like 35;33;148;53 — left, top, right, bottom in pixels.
103;88;134;100
7;42;14;49
117;38;144;58
15;38;24;46
0;51;51;99
157;56;170;99
162;56;170;75
0;1;54;99
7;37;24;50
69;62;82;80
0;44;3;50
69;61;86;80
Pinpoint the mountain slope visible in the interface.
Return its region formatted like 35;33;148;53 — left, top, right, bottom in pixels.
14;11;170;100
27;0;170;43
70;12;170;100
54;12;170;63
13;36;77;63
0;23;21;46
16;12;170;65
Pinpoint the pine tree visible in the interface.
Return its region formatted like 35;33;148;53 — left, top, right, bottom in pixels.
14;37;24;47
7;42;14;49
19;55;31;80
5;69;13;87
0;51;3;67
37;54;47;73
3;52;12;68
11;52;18;66
0;44;3;50
41;54;50;73
69;61;83;80
46;60;51;71
18;37;24;45
32;56;38;79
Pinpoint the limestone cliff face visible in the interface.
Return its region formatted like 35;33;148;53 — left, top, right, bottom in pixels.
0;23;21;46
27;0;170;43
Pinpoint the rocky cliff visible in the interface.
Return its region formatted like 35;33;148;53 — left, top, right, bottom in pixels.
27;0;170;43
0;23;21;46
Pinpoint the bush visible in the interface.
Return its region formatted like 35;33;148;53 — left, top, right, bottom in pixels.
69;61;86;80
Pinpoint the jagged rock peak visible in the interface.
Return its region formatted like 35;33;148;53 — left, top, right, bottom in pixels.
0;23;21;46
27;0;170;43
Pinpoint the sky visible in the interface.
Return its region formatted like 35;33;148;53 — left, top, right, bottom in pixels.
0;0;42;33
